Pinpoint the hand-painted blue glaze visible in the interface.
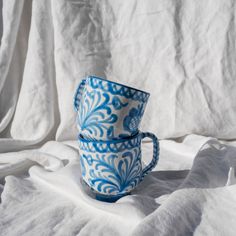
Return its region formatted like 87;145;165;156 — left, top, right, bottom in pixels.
78;132;159;199
123;104;145;133
78;132;141;153
74;76;150;140
88;76;150;103
74;79;86;112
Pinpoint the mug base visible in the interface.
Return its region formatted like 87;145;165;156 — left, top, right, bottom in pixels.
81;179;131;202
81;179;131;203
95;192;130;203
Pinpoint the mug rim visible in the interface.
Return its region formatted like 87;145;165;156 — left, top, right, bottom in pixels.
78;132;140;144
87;75;150;97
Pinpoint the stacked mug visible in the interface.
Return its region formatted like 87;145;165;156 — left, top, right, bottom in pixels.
74;76;159;202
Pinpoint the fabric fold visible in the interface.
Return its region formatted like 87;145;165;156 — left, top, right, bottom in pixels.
1;138;236;235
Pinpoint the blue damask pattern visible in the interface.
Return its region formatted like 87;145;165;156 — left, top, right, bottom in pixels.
88;76;150;103
81;149;142;195
77;89;128;139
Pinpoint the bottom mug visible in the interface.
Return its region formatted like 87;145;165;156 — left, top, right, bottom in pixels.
78;132;159;202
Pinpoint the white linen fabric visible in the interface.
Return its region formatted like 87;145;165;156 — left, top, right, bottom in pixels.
1;137;236;236
1;0;236;235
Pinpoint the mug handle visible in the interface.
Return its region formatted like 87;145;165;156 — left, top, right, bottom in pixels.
141;132;159;180
74;79;87;112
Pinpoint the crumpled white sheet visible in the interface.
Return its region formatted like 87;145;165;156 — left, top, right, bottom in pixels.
1;135;236;235
1;0;236;235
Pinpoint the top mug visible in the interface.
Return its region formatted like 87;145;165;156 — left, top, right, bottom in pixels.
74;76;150;141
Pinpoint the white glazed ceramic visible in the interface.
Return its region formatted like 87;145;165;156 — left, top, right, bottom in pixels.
77;131;159;202
74;76;150;141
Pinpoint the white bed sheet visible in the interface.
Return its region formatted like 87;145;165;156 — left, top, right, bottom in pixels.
1;136;236;235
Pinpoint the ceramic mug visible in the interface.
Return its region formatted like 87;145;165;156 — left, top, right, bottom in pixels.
78;131;159;202
74;76;150;141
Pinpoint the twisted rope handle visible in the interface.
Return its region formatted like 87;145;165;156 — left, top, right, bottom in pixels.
141;132;159;180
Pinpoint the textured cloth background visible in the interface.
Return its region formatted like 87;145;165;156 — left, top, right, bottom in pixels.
1;0;236;235
1;0;236;147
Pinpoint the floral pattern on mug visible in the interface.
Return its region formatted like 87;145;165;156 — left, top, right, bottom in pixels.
123;104;145;133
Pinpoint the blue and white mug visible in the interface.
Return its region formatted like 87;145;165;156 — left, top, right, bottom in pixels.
78;132;159;202
74;76;150;141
